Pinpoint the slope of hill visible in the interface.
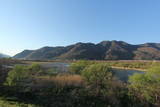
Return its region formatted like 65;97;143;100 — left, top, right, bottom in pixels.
0;53;10;58
13;50;33;59
13;41;160;60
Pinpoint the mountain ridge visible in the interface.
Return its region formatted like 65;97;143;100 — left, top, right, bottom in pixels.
13;41;160;60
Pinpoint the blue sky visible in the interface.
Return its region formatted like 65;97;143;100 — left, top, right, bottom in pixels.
0;0;160;56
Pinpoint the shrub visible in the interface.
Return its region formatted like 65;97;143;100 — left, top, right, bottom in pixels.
69;60;93;74
28;63;43;75
5;64;43;87
129;66;160;106
43;68;58;76
81;64;113;96
5;65;30;86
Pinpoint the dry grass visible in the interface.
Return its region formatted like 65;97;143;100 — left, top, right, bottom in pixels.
52;74;83;87
33;74;84;90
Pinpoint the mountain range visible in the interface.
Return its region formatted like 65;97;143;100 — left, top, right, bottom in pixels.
13;41;160;60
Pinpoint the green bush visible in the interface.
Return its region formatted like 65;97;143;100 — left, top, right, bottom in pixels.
129;65;160;106
82;64;113;96
69;60;93;74
5;65;30;86
28;63;43;75
5;64;43;87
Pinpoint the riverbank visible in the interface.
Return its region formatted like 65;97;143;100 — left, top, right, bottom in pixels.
111;66;147;72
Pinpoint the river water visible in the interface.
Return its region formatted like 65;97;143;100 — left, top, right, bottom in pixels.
113;69;144;82
3;61;144;82
6;62;143;82
39;62;144;82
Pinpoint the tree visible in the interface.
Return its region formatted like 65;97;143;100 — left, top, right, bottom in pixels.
5;64;43;87
81;64;113;96
28;63;43;75
69;60;93;74
129;66;160;106
5;65;29;86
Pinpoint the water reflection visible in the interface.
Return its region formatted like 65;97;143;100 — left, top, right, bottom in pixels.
113;69;144;82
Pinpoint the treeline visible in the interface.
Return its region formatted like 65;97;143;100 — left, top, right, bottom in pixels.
0;60;160;107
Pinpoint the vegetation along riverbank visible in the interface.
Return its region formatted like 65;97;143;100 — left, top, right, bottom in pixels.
0;59;160;106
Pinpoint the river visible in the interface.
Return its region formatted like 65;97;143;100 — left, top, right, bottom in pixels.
39;62;144;82
113;69;144;82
